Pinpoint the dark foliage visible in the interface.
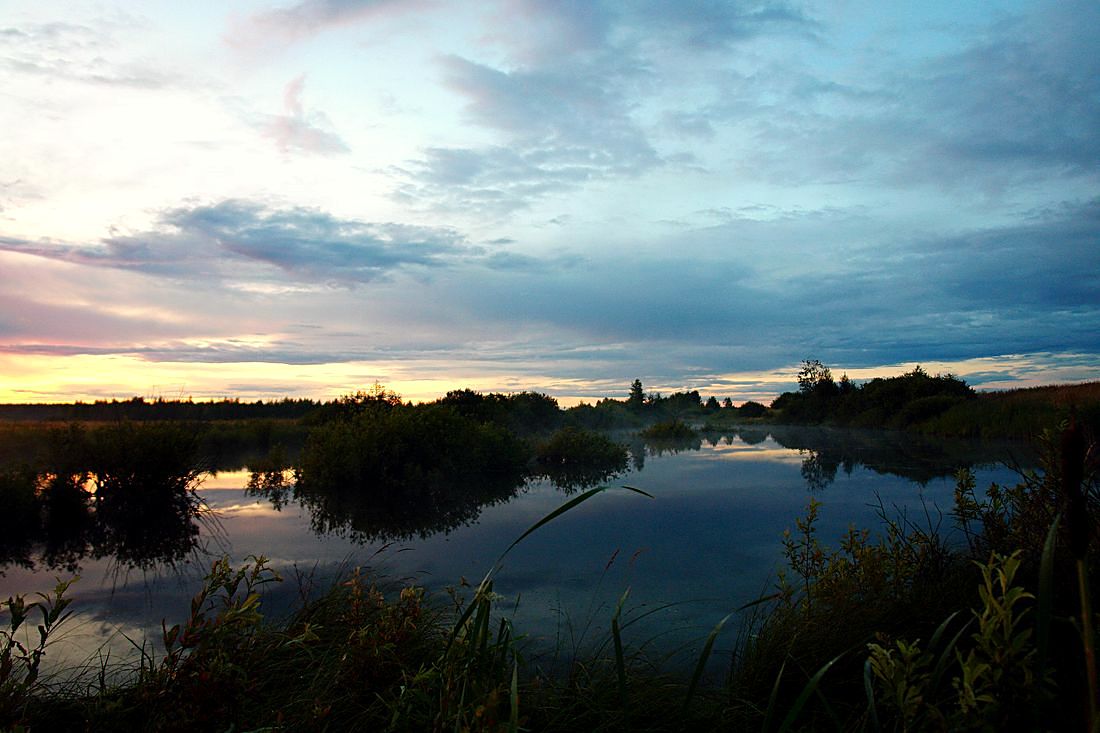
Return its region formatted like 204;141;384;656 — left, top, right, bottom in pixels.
0;396;320;423
737;400;768;418
291;404;530;542
435;389;562;435
772;364;975;428
533;426;628;492
0;422;210;573
640;419;697;440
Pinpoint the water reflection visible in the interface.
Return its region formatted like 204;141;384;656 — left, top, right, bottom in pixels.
0;422;1030;576
0;423;1038;672
799;450;837;492
0;424;215;575
702;425;1026;489
639;435;703;457
249;463;525;543
0;469;212;575
531;426;630;494
247;454;630;542
533;463;627;494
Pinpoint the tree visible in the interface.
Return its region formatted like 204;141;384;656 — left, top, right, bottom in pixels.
723;397;734;409
704;396;720;411
798;359;835;395
628;379;645;410
738;401;768;418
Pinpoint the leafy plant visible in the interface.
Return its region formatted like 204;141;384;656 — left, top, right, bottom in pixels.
0;577;78;725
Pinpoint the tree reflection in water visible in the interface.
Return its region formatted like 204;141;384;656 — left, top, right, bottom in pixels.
701;424;1025;490
249;406;532;543
0;423;215;575
247;422;631;541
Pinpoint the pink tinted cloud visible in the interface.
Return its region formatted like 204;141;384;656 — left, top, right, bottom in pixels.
226;0;432;51
264;74;349;155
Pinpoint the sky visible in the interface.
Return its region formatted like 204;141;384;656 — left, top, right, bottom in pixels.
1;0;1098;405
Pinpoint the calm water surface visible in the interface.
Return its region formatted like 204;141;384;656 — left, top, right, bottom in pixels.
0;427;1034;671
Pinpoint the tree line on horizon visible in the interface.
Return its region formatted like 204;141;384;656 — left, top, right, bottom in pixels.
2;363;1097;440
0;381;765;426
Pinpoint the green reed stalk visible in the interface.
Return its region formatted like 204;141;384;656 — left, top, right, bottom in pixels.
1062;420;1097;730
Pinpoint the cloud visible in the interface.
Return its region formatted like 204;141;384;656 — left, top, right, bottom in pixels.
715;1;1100;193
0;19;175;89
0;340;370;365
487;1;815;63
227;0;429;50
3;193;1095;389
263;75;349;155
393;145;620;216
0;295;189;345
900;7;1100;186
431;198;1100;374
622;1;817;49
393;54;660;215
0;200;471;284
386;1;822;216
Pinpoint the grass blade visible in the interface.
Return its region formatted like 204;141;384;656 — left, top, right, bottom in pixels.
737;592;783;613
508;658;520;733
928;610;962;651
931;618;973;692
496;485;653;571
863;657;881;733
762;659;787;733
776;652;843;733
682;612;733;715
448;485;652;651
1037;512;1061;676
612;588;630;711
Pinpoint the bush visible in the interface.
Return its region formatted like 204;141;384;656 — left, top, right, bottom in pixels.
737;401;768;419
534;427;628;492
293;404;530;540
640;420;696;440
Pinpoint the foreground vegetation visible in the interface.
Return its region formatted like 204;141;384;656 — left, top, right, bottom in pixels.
1;419;1097;731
